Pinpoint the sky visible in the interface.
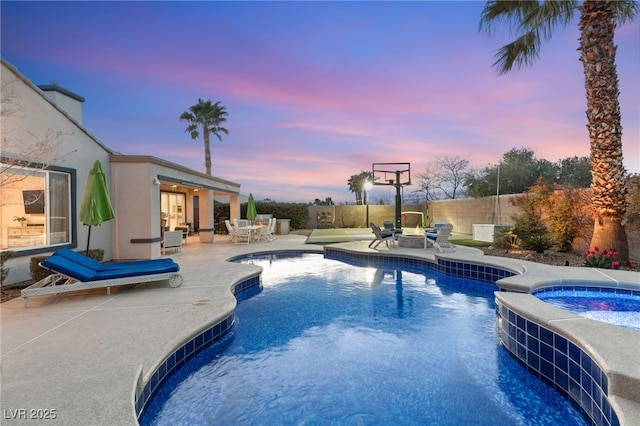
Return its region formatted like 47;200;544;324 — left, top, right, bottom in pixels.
1;1;638;204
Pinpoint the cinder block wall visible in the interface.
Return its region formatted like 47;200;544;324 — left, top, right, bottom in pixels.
306;196;517;235
425;195;518;235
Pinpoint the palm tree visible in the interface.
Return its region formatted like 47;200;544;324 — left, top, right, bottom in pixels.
479;0;638;261
180;99;229;175
348;171;374;205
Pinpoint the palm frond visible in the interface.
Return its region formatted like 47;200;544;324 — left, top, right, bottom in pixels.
493;31;541;75
611;0;639;24
523;0;577;41
479;1;541;35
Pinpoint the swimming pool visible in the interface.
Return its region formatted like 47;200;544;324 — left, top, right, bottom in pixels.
534;288;640;332
141;253;587;425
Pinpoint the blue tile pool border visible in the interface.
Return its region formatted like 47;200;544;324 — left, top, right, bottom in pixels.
496;300;620;426
324;246;517;283
531;285;640;298
135;273;262;420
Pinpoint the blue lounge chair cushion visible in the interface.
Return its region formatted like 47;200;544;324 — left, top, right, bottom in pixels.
41;249;180;282
55;248;176;272
41;256;97;282
55;248;102;270
91;263;180;280
98;259;177;272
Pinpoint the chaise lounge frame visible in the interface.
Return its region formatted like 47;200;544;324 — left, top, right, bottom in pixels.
21;249;183;307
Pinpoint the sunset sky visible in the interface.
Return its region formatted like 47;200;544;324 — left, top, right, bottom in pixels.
2;1;638;203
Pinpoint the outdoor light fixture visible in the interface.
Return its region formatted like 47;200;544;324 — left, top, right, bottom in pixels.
153;176;161;185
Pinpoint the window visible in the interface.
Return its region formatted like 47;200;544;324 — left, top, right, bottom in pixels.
1;164;72;251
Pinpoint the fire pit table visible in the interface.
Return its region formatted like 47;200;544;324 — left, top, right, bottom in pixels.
397;233;430;248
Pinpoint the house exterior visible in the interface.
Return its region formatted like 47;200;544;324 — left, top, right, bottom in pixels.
1;58;241;284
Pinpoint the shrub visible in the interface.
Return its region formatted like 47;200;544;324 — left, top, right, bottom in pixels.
214;201;309;230
545;186;592;252
523;234;554;253
30;256;52;282
77;248;104;262
582;247;620;269
625;174;640;231
510;191;551;251
492;229;520;249
1;251;14;285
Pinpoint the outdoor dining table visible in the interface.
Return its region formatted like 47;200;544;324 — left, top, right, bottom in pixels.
238;224;267;243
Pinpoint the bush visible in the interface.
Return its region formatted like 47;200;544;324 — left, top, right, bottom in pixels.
492;229;520;249
544;186;591;252
523;234;554;253
625;174;640;231
214;201;309;230
77;249;104;262
582;247;620;269
1;251;14;285
30;256;52;282
510;192;550;251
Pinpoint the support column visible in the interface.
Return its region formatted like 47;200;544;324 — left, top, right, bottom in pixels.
198;189;214;243
229;194;241;221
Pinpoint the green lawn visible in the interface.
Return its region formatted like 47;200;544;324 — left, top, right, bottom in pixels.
306;228;491;247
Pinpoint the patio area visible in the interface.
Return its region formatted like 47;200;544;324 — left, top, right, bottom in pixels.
1;233;638;425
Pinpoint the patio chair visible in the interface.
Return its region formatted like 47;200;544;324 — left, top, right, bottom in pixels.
234;219;248;228
162;230;183;254
254;221;270;242
383;220;403;239
425;223;455;252
234;225;251;244
266;217;277;241
21;248;182;307
368;223;396;249
225;220;237;242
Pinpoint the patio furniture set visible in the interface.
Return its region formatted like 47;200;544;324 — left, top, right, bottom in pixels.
369;222;455;253
225;218;278;244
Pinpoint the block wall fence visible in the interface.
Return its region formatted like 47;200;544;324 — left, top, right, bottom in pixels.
306;194;518;234
305;195;639;261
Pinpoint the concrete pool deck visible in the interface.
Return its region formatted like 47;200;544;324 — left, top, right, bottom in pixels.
1;233;638;425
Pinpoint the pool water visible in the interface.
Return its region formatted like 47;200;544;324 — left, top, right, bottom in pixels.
535;289;640;332
141;254;587;425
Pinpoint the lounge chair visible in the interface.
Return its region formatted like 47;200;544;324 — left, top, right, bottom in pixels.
21;249;182;307
383;220;403;239
368;223;396;249
425;223;455;252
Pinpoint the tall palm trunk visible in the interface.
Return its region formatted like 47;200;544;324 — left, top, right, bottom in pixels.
579;0;629;261
203;125;212;176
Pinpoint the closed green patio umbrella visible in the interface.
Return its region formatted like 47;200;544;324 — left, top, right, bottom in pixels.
246;193;257;222
79;160;115;252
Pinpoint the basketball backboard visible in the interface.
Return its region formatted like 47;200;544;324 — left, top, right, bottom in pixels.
372;162;411;186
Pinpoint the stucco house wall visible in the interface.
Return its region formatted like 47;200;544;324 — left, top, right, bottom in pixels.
1;58;241;285
1;59;115;283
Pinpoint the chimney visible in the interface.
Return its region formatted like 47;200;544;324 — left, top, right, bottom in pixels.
38;82;85;125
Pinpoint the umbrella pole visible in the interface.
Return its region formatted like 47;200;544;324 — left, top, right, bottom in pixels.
86;225;92;253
